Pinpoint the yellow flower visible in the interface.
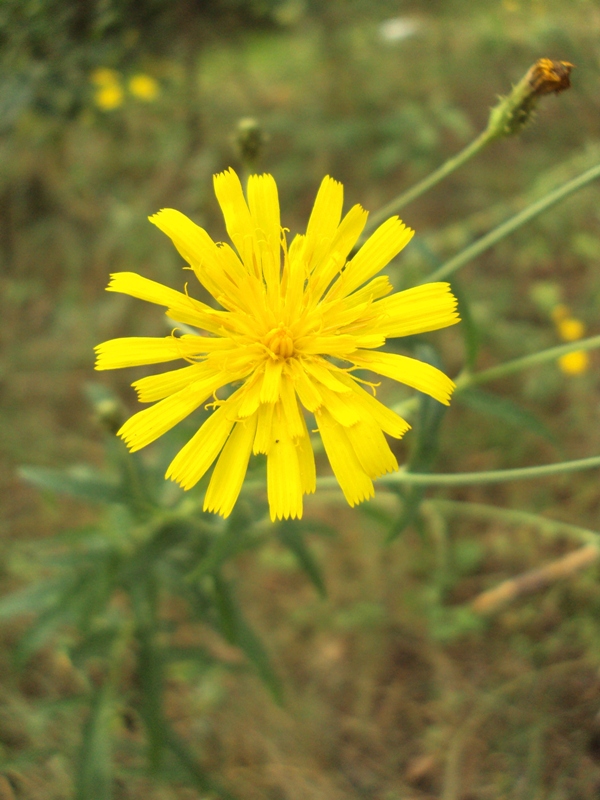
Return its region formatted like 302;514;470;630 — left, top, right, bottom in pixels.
558;350;589;375
90;68;121;87
557;317;585;342
128;74;160;102
95;84;124;111
95;169;459;520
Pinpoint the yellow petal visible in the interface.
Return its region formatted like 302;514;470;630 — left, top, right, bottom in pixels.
296;334;359;356
304;175;344;272
238;370;264;418
247;173;281;291
344;419;398;478
296;413;316;495
260;358;283;403
213;168;256;272
94;336;205;370
344;380;410;439
287;359;323;412
280;374;305;440
204;414;258;517
166;392;242;489
315;408;374;506
301;358;351;393
327;217;414;301
314;382;361;427
350;350;455;405
118;384;210;452
267;406;303;521
132;362;218;402
308;204;369;299
106;272;223;333
149;209;234;299
253;401;275;455
373;282;459;338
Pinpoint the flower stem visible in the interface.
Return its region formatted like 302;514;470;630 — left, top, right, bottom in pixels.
425;498;600;543
362;130;495;236
425;162;600;282
459;334;600;388
313;454;600;490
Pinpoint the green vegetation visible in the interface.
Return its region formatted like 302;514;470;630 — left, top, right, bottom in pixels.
3;0;600;797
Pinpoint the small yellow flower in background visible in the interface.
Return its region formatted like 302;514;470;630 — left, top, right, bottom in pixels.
90;68;121;87
558;350;589;375
557;317;585;342
94;84;124;111
95;169;460;520
128;74;160;102
550;304;589;376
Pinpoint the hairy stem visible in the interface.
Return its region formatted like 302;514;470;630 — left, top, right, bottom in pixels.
425;162;600;282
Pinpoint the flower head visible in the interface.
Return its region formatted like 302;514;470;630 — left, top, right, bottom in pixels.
558;350;589;376
95;169;459;520
129;74;160;102
94;83;124;111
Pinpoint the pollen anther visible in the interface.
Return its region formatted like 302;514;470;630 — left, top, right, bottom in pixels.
263;324;294;358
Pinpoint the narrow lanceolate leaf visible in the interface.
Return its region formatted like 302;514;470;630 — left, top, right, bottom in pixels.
186;526;257;581
165;726;238;800
457;388;558;446
75;683;114;800
15;573;92;666
19;466;125;505
0;579;65;621
212;572;283;703
449;278;479;372
388;346;448;542
132;582;166;774
277;520;326;598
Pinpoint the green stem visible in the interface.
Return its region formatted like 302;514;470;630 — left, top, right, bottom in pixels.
425;499;600;544
362;130;494;237
310;454;600;490
458;334;600;387
425;162;600;283
389;332;600;420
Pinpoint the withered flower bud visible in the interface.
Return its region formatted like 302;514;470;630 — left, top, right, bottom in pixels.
486;58;574;139
233;117;266;170
526;58;574;96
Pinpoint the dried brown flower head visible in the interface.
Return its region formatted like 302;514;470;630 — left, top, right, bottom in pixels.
527;58;574;96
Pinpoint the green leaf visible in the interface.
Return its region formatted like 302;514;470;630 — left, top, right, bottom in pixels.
19;465;124;505
451;278;480;371
131;581;166;774
212;573;283;703
388;345;448;542
0;579;65;621
165;726;238;800
75;682;114;800
186;524;257;582
457;388;558;446
123;519;196;584
70;626;121;667
277;521;326;597
15;572;91;665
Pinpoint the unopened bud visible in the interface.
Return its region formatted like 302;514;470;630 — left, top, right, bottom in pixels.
94;398;125;434
486;58;574;139
233;117;266;169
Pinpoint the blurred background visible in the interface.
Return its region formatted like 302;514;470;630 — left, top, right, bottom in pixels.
2;0;600;797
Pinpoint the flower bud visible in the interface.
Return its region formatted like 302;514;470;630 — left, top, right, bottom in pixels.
233;117;266;170
486;58;574;139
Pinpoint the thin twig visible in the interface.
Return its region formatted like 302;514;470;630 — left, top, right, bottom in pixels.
471;543;600;615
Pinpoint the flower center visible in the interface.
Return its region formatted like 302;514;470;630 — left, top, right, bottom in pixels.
263;324;295;359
